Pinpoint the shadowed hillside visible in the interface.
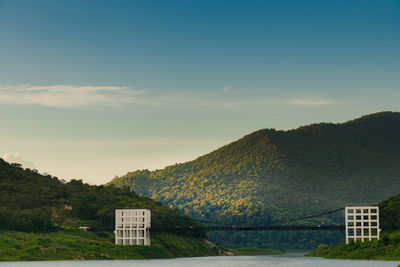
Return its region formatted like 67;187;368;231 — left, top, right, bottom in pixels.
0;159;197;231
0;159;225;260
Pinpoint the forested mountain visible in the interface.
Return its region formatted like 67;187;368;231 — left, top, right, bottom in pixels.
0;158;197;232
0;158;226;260
109;112;400;248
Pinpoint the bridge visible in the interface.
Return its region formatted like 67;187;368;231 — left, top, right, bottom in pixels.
92;206;388;233
164;207;348;232
110;206;383;245
94;207;347;232
91;224;347;232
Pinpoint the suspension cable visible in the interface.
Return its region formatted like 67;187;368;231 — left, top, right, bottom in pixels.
192;207;345;226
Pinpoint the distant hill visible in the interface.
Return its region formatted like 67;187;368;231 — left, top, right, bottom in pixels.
109;112;400;248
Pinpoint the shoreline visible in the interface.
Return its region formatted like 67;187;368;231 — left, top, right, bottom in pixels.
306;230;400;261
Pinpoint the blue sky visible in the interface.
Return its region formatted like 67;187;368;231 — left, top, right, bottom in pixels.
0;0;399;184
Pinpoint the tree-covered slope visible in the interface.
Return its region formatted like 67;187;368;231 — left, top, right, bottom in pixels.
109;112;400;248
0;158;225;260
0;158;197;231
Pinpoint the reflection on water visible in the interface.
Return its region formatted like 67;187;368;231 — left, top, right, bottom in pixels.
0;253;398;267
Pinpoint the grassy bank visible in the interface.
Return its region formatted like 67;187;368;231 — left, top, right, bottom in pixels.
0;230;224;261
307;230;400;260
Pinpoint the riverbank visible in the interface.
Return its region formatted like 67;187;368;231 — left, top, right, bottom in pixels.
307;230;400;260
0;230;226;261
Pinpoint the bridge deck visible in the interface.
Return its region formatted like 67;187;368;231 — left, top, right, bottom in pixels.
151;225;345;231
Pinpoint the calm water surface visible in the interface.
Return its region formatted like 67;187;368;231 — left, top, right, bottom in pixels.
0;253;399;267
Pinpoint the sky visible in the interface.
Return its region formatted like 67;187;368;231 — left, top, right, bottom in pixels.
0;0;399;184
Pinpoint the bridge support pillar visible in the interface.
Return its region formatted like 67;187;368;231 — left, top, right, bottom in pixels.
115;209;151;245
345;206;380;244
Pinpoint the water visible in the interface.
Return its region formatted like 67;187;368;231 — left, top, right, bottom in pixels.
0;253;398;267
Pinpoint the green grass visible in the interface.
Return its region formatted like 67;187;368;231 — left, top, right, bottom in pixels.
306;230;400;260
0;230;223;261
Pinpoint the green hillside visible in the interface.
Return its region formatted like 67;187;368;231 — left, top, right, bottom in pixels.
0;158;223;260
109;112;400;248
308;192;400;260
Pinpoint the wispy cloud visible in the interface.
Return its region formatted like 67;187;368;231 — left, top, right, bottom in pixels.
287;97;332;106
0;84;337;110
0;84;144;107
0;84;244;109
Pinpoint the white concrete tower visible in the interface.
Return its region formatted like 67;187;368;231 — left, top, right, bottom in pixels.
115;209;151;245
345;206;380;244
